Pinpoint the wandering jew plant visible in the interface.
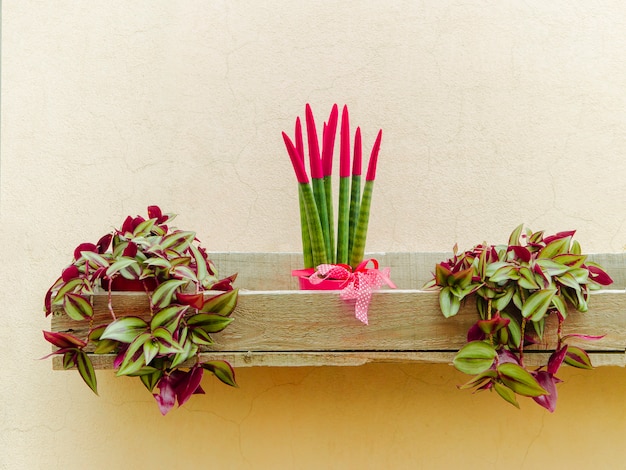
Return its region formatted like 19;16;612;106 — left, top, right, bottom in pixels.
425;225;613;411
282;104;382;269
43;206;238;415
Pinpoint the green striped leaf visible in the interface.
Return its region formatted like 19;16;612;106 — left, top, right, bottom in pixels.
497;363;547;397
63;293;94;321
453;341;497;375
521;288;556;321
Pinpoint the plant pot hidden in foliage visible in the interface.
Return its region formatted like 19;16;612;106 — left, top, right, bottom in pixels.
43;206;239;415
425;224;613;412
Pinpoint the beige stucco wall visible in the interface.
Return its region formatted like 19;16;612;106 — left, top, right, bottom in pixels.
2;1;625;468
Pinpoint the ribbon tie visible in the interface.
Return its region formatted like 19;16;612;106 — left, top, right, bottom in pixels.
308;259;396;325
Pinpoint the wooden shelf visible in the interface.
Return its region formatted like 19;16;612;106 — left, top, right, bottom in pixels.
50;252;626;369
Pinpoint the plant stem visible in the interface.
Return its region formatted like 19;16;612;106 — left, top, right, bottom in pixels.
300;182;328;266
337;176;350;264
311;177;332;261
298;186;313;268
349;180;374;268
324;175;335;264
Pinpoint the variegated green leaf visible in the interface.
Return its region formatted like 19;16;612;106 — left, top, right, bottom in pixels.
101;317;148;343
497;363;548;397
63;293;94;321
493;381;519;408
439;286;461;318
521;288;556;321
202;360;238;387
453;341;496;375
151;279;187;308
200;289;239;316
76;350;98;395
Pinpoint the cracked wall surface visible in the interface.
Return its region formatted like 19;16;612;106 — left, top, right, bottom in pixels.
2;1;626;469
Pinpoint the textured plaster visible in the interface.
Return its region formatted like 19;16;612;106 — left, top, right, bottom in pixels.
2;1;626;469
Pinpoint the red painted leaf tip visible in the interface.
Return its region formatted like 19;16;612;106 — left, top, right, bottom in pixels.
366;129;383;181
305;105;323;179
282;132;309;184
340;105;351;178
322;104;339;177
352;126;362;176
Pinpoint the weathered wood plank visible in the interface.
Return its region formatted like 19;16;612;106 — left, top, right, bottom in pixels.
50;252;626;369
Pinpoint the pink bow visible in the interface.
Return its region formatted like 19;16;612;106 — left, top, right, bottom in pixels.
308;259;396;325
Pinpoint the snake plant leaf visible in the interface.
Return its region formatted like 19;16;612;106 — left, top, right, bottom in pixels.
63;293;94;321
101;317;148;343
202;360;238;387
75;350;98;395
521;288;556;321
453;341;497;375
497;363;548;397
493;381;519;408
200;289;239;316
151;279;187;308
564;346;593;369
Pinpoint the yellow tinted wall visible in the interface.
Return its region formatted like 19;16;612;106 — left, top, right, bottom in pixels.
2;2;625;468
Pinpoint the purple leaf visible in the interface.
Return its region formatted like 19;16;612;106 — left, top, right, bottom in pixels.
147;205;168;224
467;323;486;342
122;242;138;258
509;245;531;263
561;333;605;342
61;265;80;282
176;292;205;309
173;366;204;407
543;230;576;245
548;345;568;374
587;264;613;286
73;242;97;260
153;375;177;415
96;233;113;253
532;371;559;412
43;330;86;349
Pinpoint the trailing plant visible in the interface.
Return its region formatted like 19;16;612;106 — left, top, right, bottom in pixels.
425;225;613;411
282;103;383;269
43;206;239;415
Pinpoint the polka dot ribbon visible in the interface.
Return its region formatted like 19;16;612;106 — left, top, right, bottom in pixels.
308;259;396;325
